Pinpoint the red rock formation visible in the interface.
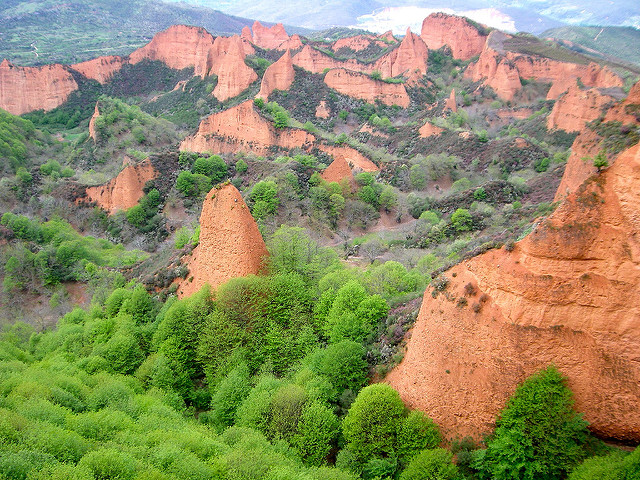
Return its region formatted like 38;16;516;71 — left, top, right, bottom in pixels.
604;80;640;124
321;155;356;188
421;13;488;60
0;59;78;115
293;45;362;74
129;25;215;77
177;184;268;298
85;159;157;213
277;34;303;51
71;56;125;83
315;101;331;118
465;38;521;100
180;100;314;155
250;21;290;50
547;85;614;132
445;89;457;112
257;50;295;100
324;68;410;107
374;28;428;81
209;35;258;101
378;31;396;43
419;121;444;137
332;35;386;53
88;102;100;141
317;144;379;172
387;143;640;442
241;26;252;44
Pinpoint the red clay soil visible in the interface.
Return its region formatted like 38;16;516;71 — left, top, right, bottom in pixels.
71;55;126;83
177;184;269;298
419;121;445;137
317;144;379;172
0;59;78;115
248;21;290;50
387;143;640;443
547;85;614;132
258;50;295;100
421;13;488;60
180;100;314;155
85;159;157;213
324;68;410;107
88;102;100;142
321;155;356;189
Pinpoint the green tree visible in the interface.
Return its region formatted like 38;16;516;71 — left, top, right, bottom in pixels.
342;384;405;461
476;366;589;480
208;363;251;432
396;411;441;462
235;158;248;173
592;151;608;172
451;208;472;232
273;110;289;129
292;401;340;466
400;448;458;480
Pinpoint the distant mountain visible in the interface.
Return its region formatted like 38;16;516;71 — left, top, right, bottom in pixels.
172;0;640;33
0;0;308;66
542;26;640;68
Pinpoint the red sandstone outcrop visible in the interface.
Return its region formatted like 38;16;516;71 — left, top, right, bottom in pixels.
332;35;387;53
445;89;457;112
604;80;640;124
324;68;410;107
421;13;488;60
71;56;125;83
317;144;378;172
378;31;396;43
315;101;331;118
321;155;356;188
177;184;268;298
85;159;157;213
373;28;428;81
466;31;623;101
129;25;215;77
547;85;614;132
419;121;444;137
277;34;303;52
88;102;100;141
209;35;258;101
180;100;313;155
293;45;363;74
0;59;78;115
249;21;290;50
257;50;295;100
387;143;640;442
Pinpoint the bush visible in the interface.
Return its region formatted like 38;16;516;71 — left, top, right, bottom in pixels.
451;208;472;232
396;411;441;462
400;448;458;480
78;448;138;480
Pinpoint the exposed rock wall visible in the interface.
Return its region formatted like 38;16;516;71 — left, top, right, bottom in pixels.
321;155;356;188
324;68;410;107
177;184;269;298
71;56;126;83
421;13;487;60
317;144;379;172
332;35;387;52
387;143;640;442
249;21;290;50
88;102;100;141
0;59;78;115
419;121;444;137
293;45;363;74
258;50;294;100
85;159;157;213
547;85;614;132
180;100;314;155
209;35;258;101
445;89;457;112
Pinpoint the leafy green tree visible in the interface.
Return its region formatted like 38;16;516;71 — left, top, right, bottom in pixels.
193;155;228;183
451;208;472;232
355;172;375;187
311;340;368;394
342;384;405;461
476;366;589;480
208;363;251;432
250;180;279;219
378;186;397;212
268;383;307;441
396;411;441;462
400;448;458;480
292;401;340;466
235;158;248;173
592;151;608;172
273;110;289;129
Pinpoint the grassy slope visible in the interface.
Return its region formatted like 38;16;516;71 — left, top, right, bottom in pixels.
0;0;257;66
541;26;640;68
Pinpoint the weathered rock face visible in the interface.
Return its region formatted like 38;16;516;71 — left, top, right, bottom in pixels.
277;34;303;52
177;184;269;298
257;50;294;100
604;80;640;124
374;28;428;81
0;59;78;115
317;144;379;172
445;89;457;112
324;68;410;107
421;13;487;60
88;102;100;141
419;121;444;137
321;155;356;188
315;101;331;118
293;45;362;74
387;143;640;442
180;100;314;155
332;35;386;52
209;35;258;101
129;25;215;77
85;159;157;213
249;21;290;50
466;31;623;101
71;56;126;83
547;85;613;132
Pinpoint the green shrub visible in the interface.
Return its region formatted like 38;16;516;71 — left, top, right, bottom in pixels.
78;448;138;480
400;448;458;480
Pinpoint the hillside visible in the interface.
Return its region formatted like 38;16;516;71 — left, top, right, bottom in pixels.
0;10;639;480
0;0;305;66
542;25;640;68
